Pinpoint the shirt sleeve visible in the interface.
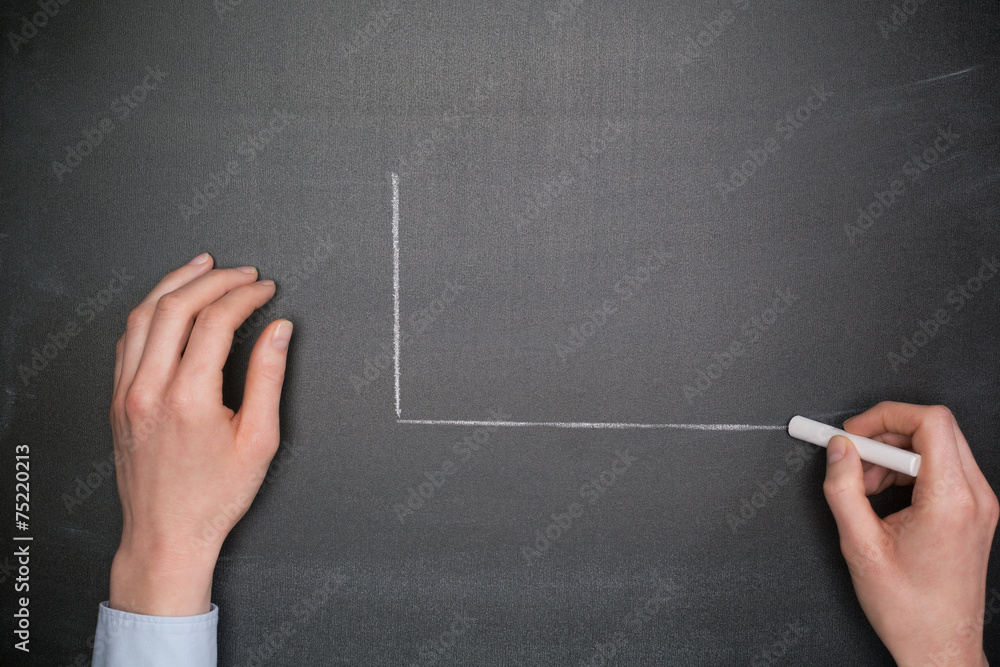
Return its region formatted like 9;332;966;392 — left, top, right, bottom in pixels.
91;601;218;667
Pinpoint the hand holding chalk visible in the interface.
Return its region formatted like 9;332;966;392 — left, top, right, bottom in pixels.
788;415;921;476
820;402;997;666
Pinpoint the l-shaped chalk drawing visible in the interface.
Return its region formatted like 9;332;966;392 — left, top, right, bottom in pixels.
390;172;791;431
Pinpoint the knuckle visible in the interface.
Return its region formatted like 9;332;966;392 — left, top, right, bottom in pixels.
823;476;853;500
257;361;286;386
123;387;155;417
871;400;899;415
985;494;1000;526
125;308;150;334
195;304;232;330
154;292;187;318
164;387;195;412
925;404;955;426
236;428;280;458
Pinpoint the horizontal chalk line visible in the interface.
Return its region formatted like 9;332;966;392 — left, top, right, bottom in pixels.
397;419;787;431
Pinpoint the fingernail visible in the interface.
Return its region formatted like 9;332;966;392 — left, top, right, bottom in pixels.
237;266;257;274
827;436;847;464
188;252;211;265
257;279;275;286
273;320;293;351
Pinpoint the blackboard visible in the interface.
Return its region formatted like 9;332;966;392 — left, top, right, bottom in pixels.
3;0;1000;664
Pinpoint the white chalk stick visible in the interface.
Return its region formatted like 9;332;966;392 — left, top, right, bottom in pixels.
788;415;921;477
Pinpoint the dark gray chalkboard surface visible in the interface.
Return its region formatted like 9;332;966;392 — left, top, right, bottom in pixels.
3;0;1000;664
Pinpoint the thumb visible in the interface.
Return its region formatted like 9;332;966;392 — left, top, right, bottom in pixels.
236;319;292;455
823;435;884;556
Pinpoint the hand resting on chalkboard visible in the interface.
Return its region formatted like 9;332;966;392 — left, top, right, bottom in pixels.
824;402;998;666
88;257;997;666
91;253;292;666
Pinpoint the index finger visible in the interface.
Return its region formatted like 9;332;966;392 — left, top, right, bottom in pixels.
842;401;966;488
116;253;215;399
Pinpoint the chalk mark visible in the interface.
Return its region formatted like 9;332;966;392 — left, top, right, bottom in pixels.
392;172;401;418
390;173;864;433
903;64;981;88
397;419;787;431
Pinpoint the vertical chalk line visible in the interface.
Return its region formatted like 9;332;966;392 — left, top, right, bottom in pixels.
392;172;401;418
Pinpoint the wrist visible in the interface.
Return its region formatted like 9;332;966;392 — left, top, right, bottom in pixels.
109;534;221;616
891;642;986;667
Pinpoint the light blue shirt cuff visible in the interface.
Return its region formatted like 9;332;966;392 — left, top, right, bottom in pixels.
92;600;218;667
